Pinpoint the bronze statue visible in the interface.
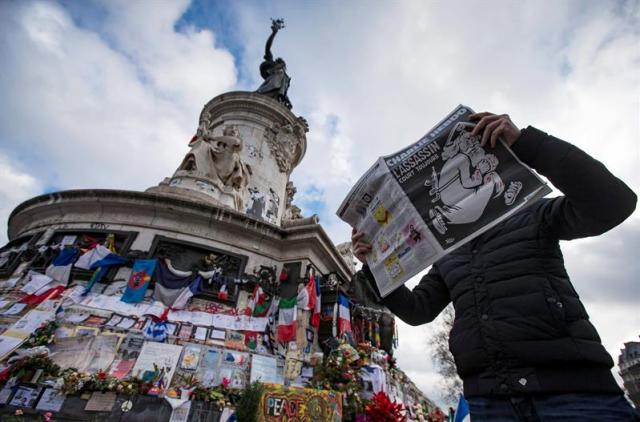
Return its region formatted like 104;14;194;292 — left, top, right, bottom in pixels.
256;18;292;109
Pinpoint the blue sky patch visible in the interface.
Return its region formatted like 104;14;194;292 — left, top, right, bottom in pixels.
175;0;251;85
297;185;327;217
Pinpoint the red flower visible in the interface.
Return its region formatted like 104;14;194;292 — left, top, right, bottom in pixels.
365;392;406;422
96;371;108;380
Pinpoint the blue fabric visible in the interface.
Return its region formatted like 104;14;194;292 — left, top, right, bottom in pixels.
338;292;350;308
454;394;470;422
154;275;202;308
144;320;168;342
155;259;195;289
188;276;202;295
52;247;79;266
90;253;129;270
84;253;130;294
467;393;639;422
121;259;157;303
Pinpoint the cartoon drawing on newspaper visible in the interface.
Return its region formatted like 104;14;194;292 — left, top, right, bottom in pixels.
424;122;507;234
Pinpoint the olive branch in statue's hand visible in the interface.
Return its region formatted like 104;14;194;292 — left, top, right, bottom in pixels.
270;18;285;32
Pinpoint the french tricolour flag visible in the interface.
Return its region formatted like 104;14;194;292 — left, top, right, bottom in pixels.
338;293;352;335
454;394;471;422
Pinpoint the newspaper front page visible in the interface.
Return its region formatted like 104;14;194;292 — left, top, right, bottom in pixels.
337;105;551;297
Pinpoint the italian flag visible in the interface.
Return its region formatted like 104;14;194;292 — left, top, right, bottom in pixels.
245;285;268;317
277;296;297;342
253;291;272;317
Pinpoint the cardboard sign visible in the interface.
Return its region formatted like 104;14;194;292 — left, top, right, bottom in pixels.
258;384;342;422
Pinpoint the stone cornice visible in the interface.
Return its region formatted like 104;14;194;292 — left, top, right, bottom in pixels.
200;91;296;127
8;189;354;279
199;91;307;168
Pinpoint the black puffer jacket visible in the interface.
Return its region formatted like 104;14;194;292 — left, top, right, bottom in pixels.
363;126;637;397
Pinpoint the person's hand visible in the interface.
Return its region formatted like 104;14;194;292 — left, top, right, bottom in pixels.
351;227;372;265
469;112;521;148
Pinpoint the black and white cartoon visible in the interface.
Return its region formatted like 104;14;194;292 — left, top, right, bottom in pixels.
266;188;280;223
425;122;505;234
246;187;266;219
504;180;523;205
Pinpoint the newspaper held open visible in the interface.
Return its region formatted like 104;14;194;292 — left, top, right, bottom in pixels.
337;105;551;297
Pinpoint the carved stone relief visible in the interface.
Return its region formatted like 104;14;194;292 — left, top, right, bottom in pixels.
336;241;356;273
285;181;296;209
284;205;303;220
174;125;252;211
283;181;303;221
264;120;306;174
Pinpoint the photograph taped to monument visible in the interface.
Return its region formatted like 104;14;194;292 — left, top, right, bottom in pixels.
337;104;551;297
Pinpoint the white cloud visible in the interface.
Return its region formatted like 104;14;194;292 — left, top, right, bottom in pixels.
0;153;42;244
96;0;236;112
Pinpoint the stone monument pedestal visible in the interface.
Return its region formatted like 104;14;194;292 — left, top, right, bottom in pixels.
147;91;308;227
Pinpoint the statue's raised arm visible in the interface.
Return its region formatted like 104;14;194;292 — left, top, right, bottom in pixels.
263;18;284;62
256;18;292;109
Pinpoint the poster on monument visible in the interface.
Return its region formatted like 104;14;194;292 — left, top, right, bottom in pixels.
4;309;55;338
179;344;203;371
36;388;66;412
85;335;119;373
219;349;249;389
0;335;23;360
197;347;223;387
131;342;183;390
337;105;551;297
49;336;95;371
9;386;42;408
250;354;280;384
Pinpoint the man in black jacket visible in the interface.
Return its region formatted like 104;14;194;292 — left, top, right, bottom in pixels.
352;112;638;421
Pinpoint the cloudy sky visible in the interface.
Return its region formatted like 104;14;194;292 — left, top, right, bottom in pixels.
1;0;638;406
